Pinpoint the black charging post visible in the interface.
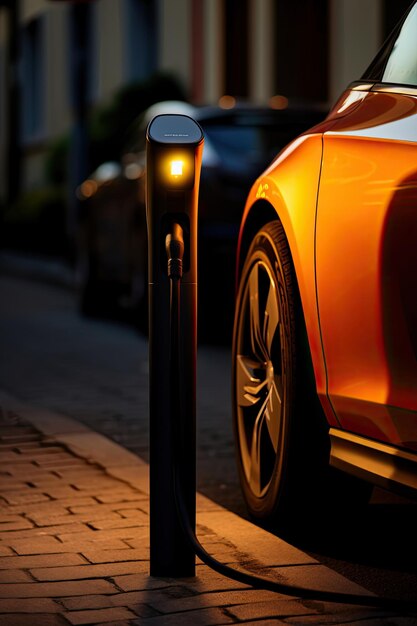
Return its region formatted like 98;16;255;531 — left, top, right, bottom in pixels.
146;115;204;577
144;115;417;615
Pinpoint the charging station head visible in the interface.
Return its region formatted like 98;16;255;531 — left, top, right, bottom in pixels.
147;115;204;191
147;114;204;147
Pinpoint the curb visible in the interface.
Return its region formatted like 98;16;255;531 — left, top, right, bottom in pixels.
0;389;372;600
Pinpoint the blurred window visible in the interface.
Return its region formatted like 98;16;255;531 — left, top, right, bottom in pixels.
223;0;249;97
86;4;99;103
382;4;417;86
274;0;328;102
68;4;96;107
124;0;157;82
21;17;44;141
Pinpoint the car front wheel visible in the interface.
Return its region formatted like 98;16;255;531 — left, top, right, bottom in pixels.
232;220;370;531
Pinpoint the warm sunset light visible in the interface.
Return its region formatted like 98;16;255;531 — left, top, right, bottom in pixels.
2;0;417;620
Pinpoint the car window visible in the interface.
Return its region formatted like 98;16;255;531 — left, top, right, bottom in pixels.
382;3;417;86
362;1;417;86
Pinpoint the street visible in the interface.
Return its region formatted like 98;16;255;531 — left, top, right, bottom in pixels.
1;273;417;605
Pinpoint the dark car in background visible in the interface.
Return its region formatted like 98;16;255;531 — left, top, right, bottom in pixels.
77;100;326;339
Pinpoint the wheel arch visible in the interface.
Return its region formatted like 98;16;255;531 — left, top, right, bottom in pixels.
237;197;311;355
235;135;338;426
236;199;278;281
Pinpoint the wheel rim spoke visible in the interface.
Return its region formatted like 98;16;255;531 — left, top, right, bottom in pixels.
236;355;267;407
249;420;262;494
248;387;272;494
264;380;282;452
248;267;268;362
263;280;280;354
236;258;286;498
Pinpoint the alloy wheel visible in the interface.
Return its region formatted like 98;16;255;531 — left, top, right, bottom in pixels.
235;255;287;499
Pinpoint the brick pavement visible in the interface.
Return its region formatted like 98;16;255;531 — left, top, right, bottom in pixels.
0;391;415;625
0;273;242;517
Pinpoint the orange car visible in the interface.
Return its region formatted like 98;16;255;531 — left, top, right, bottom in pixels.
232;3;417;528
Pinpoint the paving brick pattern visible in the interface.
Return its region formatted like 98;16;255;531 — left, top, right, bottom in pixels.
1;403;415;625
0;274;242;517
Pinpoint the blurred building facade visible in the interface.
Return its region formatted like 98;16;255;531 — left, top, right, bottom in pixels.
0;0;411;205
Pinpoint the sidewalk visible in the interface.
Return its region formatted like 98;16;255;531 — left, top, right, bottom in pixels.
0;391;412;626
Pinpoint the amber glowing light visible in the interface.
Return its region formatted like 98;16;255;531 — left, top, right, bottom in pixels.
159;152;194;187
170;160;184;176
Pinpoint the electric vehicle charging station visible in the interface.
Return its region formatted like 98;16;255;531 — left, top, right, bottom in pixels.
145;113;416;612
146;114;204;577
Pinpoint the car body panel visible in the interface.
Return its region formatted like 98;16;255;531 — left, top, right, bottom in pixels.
239;133;338;426
238;88;417;445
317;88;417;451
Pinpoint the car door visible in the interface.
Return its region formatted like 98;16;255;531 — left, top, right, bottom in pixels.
316;3;417;452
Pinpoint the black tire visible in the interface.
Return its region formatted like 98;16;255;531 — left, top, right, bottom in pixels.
232;220;371;532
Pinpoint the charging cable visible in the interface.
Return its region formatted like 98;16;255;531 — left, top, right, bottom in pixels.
165;221;417;613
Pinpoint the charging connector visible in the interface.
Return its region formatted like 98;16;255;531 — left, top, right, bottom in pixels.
166;223;185;280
